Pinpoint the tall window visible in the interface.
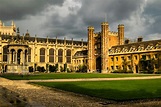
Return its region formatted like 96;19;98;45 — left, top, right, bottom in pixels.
28;48;31;62
49;48;54;62
3;46;8;62
40;48;45;62
58;49;63;63
66;49;71;63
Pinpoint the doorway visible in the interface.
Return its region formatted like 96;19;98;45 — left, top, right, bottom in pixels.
96;57;101;73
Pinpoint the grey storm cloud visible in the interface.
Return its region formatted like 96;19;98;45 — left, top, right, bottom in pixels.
143;0;161;35
44;0;145;40
1;0;161;41
80;0;144;25
0;0;64;20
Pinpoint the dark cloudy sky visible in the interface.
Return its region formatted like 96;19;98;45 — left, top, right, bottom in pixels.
1;0;161;41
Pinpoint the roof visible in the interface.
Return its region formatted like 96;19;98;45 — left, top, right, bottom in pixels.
73;50;88;58
0;35;87;46
110;39;161;55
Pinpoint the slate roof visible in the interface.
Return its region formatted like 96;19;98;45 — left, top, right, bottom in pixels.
73;50;88;58
0;35;87;45
110;39;161;55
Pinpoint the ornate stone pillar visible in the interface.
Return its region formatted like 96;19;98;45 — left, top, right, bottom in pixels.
7;51;11;64
55;49;58;63
21;50;24;65
64;49;66;64
26;50;28;64
15;50;17;64
46;47;49;63
54;49;56;64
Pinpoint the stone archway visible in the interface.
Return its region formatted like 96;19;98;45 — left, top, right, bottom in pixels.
10;49;16;64
96;56;101;73
136;65;139;73
17;49;23;65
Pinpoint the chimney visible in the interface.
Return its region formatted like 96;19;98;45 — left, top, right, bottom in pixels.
137;37;143;42
125;39;130;44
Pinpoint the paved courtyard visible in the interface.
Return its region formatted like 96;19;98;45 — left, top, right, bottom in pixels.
0;76;161;107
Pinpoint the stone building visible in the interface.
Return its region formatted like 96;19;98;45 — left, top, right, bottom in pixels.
87;22;161;73
0;20;16;36
1;20;161;73
0;21;87;73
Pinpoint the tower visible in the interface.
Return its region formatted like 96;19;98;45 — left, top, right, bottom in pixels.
87;26;95;73
101;22;109;73
118;24;124;45
0;20;2;26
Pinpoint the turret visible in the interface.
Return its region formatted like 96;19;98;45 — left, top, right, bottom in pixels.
0;20;2;26
11;21;15;26
87;26;95;73
118;24;124;45
101;22;109;73
25;30;30;37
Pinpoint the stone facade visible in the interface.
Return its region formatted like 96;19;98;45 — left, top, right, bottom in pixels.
87;22;124;73
0;20;16;36
0;21;87;73
87;22;161;73
1;20;161;73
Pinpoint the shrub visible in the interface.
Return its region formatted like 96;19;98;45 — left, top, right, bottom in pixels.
76;65;87;73
49;65;58;72
60;66;64;72
127;70;133;73
140;70;154;74
155;71;161;74
37;66;45;72
67;68;72;73
112;70;133;73
29;66;33;72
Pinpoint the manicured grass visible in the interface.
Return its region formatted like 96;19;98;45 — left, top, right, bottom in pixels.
0;73;160;80
33;79;161;101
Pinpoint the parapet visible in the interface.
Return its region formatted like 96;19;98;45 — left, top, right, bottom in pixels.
109;31;118;36
101;22;108;26
88;26;94;29
118;24;124;27
88;26;94;31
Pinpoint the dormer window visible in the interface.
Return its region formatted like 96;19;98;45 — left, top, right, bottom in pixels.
129;47;135;52
122;48;127;52
115;49;119;53
138;46;144;51
155;44;161;49
146;45;153;50
124;48;128;52
109;49;114;54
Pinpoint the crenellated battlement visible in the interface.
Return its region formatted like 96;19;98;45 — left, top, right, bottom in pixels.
0;20;16;36
88;26;94;30
118;24;124;27
109;31;118;36
101;22;108;25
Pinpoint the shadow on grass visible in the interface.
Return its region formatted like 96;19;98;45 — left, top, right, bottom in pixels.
35;82;161;101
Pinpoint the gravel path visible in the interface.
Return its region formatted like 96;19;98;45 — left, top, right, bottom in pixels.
0;76;161;107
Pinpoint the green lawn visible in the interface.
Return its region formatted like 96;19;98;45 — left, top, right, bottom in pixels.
33;79;161;101
0;73;160;80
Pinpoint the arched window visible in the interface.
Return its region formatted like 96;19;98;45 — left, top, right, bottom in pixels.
10;49;16;63
3;46;8;62
49;48;54;62
66;49;71;63
40;48;45;62
58;49;63;63
28;48;31;62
